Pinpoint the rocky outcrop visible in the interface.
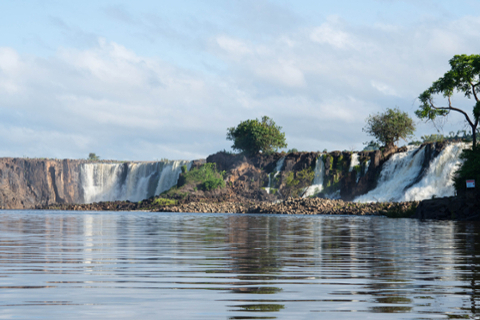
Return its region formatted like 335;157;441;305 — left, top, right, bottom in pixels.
0;158;83;209
1;141;456;210
413;191;480;220
44;196;417;217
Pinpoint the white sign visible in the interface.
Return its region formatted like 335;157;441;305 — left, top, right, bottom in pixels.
466;179;475;188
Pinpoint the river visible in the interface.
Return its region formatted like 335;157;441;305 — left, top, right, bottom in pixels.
1;210;479;319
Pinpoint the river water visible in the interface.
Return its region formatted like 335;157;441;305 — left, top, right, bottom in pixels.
1;210;480;319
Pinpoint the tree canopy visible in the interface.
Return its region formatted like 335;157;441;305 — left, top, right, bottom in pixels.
363;108;415;149
88;153;100;161
416;54;480;150
227;116;287;156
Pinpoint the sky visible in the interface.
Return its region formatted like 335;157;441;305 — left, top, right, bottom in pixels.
1;0;480;161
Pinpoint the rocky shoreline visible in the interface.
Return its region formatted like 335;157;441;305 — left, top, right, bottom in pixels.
42;197;418;217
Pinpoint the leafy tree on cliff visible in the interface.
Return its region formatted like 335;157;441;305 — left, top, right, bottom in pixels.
227;116;287;156
363;108;415;149
416;54;480;150
88;153;100;161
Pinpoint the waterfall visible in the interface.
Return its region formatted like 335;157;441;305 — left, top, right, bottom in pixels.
303;157;325;198
402;143;465;201
80;160;191;203
354;143;466;203
265;157;285;194
349;153;361;184
354;146;426;202
349;153;359;172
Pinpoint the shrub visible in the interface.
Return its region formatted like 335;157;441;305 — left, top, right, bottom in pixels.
179;163;226;191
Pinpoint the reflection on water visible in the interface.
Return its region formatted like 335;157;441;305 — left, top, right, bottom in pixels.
1;211;480;319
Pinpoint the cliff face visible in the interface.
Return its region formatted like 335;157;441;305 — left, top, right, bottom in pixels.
205;150;387;202
1;142;450;209
0;158;83;209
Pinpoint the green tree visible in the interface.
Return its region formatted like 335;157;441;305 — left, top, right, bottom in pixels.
453;148;480;193
227;116;287;156
363;108;415;149
88;153;100;161
416;54;480;150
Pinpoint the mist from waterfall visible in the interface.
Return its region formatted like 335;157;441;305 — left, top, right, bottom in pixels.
80;160;191;203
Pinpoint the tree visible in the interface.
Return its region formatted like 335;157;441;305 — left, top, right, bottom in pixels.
227;116;287;156
363;108;415;149
416;54;480;150
88;153;100;161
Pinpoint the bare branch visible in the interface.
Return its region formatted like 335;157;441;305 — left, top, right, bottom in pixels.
429;97;475;128
469;81;479;101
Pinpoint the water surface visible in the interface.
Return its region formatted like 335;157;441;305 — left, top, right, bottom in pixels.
1;210;480;319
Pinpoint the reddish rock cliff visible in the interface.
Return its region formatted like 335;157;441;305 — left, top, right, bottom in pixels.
0;158;83;209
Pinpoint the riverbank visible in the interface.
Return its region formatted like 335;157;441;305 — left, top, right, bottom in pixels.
43;197;418;217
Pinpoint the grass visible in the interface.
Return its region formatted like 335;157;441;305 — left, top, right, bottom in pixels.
152;198;178;206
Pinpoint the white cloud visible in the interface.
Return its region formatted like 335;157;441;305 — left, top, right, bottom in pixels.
371;81;399;97
216;35;252;57
2;10;480;160
310;23;352;49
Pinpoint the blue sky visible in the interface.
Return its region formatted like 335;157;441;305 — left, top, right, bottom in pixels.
1;0;480;160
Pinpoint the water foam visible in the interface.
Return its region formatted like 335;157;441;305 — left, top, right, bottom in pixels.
80;160;191;203
354;146;425;202
354;143;466;203
402;143;465;201
303;157;325;198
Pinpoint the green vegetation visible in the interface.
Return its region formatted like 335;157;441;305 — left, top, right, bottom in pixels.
284;167;315;197
363;141;381;151
363;107;415;149
336;154;344;171
287;148;299;153
226;116;287;156
378;202;418;218
178;163;226;191
353;164;361;175
417;54;480;150
153;198;178;206
88;153;100;161
235;304;285;312
453;148;480;194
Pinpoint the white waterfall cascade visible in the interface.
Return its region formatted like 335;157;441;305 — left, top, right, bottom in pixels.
349;153;360;172
354;143;466;203
402;143;466;201
265;157;285;194
354;146;426;202
303;157;325;198
80;160;192;203
349;153;361;184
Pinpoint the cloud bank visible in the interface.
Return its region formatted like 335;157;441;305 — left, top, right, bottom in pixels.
1;2;480;160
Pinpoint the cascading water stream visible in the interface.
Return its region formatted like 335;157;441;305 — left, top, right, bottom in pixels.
349;153;361;184
80;160;191;203
354;146;426;202
303;157;325;198
265;157;285;195
354;143;466;203
402;143;466;201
